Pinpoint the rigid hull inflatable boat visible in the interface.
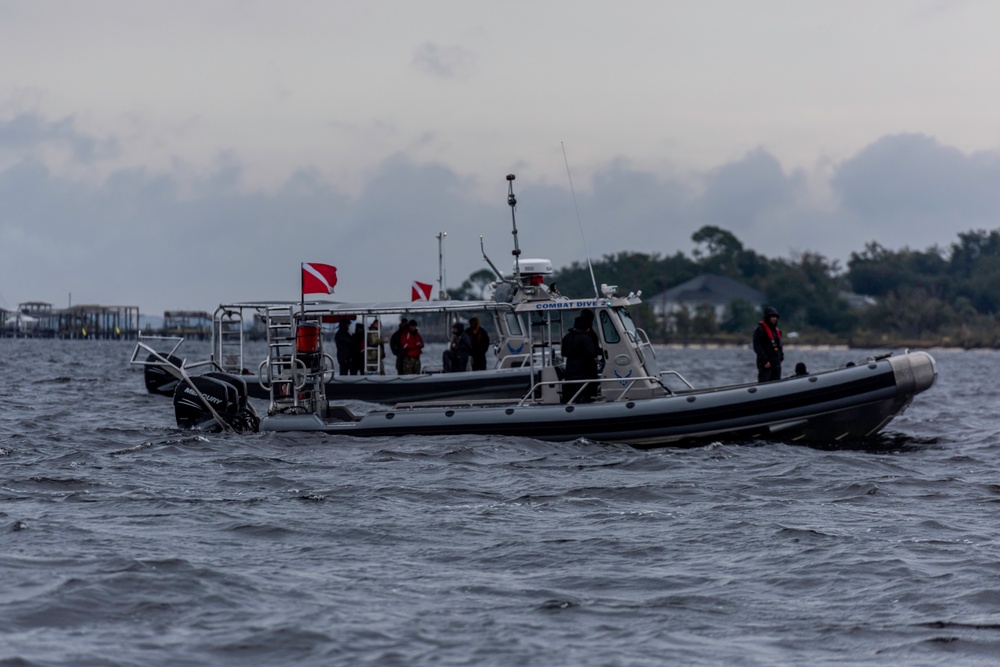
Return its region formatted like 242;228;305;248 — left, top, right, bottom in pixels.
149;174;937;446
132;293;540;406
256;347;936;446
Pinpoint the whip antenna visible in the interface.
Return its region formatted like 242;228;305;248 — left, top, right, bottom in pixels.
506;174;522;285
562;142;599;298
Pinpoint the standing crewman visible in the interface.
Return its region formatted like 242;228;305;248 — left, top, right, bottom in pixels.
753;306;784;383
334;320;353;375
444;321;472;372
467;317;491;371
389;314;408;375
400;319;425;375
561;315;602;402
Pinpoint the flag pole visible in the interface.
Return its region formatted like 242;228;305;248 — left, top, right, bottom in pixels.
300;263;305;311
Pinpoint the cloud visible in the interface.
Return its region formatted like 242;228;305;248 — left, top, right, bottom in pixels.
697;149;802;227
4;114;1000;314
832;132;1000;223
0;112;120;163
412;42;477;79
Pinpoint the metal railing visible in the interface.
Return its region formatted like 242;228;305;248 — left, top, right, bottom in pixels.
517;373;670;406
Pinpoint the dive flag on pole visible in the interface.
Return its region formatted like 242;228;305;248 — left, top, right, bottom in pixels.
411;281;434;301
302;263;338;295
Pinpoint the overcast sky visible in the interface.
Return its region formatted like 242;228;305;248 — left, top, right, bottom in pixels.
3;0;1000;315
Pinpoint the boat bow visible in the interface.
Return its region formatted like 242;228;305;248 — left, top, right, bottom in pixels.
888;350;937;397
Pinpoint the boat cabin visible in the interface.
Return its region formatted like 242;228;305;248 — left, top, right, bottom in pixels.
254;267;666;419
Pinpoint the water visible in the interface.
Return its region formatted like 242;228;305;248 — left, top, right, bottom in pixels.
2;340;999;666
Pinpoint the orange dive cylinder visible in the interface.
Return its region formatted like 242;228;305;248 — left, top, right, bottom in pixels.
296;323;321;354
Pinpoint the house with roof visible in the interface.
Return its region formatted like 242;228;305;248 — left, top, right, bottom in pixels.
649;274;765;328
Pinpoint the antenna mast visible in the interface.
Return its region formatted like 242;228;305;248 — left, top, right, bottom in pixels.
436;231;447;299
562;143;599;298
507;174;522;284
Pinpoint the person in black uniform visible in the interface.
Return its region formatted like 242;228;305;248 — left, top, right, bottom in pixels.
753;306;783;383
561;315;602;402
334;320;353;375
443;321;472;372
467;317;491;371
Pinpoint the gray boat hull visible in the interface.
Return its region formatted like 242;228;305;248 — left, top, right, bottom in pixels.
260;351;937;447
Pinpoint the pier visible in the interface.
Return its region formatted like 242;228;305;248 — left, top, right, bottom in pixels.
1;302;141;339
162;311;213;339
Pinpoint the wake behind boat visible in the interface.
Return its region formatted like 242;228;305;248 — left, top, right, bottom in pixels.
145;174;937;446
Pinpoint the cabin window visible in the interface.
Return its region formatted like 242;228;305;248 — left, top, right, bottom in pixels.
504;312;524;337
616;308;638;343
600;310;621;344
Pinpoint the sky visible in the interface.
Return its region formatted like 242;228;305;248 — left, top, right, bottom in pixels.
3;0;1000;315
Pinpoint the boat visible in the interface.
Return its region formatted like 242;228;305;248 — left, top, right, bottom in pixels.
150;174;938;445
132;294;540;405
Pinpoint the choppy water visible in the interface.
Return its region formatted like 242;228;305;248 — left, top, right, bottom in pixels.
2;340;999;666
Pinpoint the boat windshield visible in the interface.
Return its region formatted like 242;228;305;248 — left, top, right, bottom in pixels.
615;307;638;343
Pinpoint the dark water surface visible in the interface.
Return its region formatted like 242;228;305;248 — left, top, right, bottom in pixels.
2;340;999;666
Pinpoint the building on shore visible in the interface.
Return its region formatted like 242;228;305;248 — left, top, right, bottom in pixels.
1;302;141;339
649;274;765;331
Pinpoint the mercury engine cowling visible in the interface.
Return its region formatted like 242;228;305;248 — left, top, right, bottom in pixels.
173;372;260;433
144;353;185;396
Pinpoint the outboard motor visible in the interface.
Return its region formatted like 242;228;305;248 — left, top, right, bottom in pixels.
203;372;260;433
173;372;260;433
143;353;185;396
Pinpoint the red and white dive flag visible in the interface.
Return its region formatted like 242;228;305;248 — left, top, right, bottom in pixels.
302;263;338;295
411;281;434;301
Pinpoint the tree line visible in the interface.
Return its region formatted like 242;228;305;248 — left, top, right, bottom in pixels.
448;225;1000;347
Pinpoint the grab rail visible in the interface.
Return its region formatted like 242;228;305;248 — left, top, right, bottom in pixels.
128;334;184;366
129;335;221;374
518;373;668;406
130;339;233;433
258;356;309;392
634;327;657;359
660;370;694;390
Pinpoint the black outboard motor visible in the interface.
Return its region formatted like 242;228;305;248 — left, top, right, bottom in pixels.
173;372;260;433
203;372;260;433
143;353;185;396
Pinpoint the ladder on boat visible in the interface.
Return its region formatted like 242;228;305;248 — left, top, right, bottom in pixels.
263;305;296;409
364;323;384;375
215;308;244;373
261;305;330;413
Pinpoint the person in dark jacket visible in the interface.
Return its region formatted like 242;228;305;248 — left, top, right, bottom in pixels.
561;315;602;402
467;317;491;371
443;321;472;372
334;320;353;375
753;306;784;383
389;314;408;375
579;308;601;350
